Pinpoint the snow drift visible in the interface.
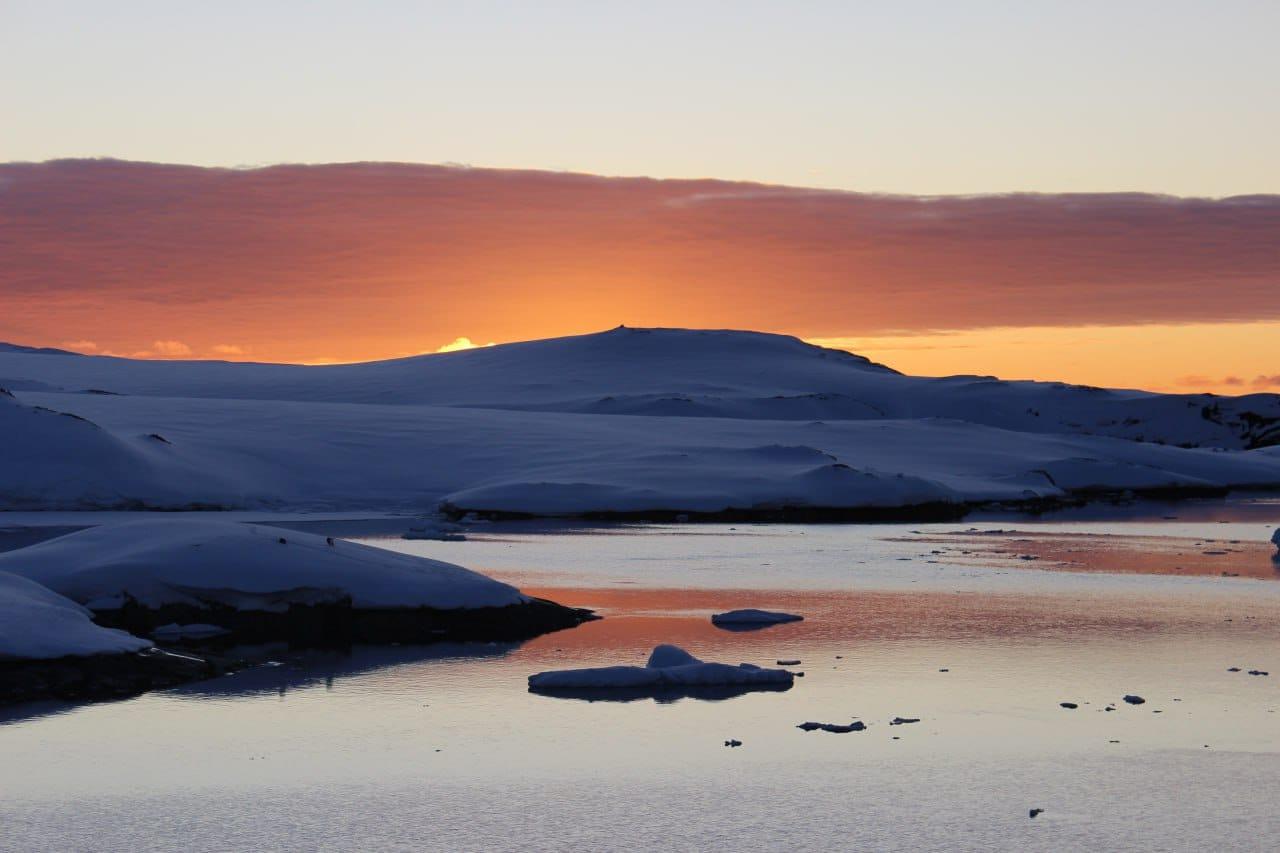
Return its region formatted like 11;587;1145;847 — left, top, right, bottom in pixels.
0;388;237;510
0;570;150;660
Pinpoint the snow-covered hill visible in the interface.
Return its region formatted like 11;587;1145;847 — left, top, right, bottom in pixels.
2;328;1279;515
3;327;1276;448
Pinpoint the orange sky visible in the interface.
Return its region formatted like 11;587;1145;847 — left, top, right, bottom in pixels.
2;159;1277;395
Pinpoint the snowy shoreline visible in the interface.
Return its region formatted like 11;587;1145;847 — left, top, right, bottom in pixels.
0;521;596;705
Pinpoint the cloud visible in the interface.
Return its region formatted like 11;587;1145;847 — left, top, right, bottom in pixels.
1252;375;1280;389
60;339;98;352
210;344;246;355
1;159;1277;362
150;340;192;357
435;337;494;353
129;339;192;359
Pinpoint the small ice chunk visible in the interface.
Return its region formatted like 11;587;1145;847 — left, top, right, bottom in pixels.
529;644;793;690
647;644;701;668
711;609;803;627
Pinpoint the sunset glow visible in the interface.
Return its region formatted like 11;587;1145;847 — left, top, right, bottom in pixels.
3;159;1276;392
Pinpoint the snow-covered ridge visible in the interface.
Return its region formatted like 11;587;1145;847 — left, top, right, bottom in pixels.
2;327;1276;449
1;328;1279;515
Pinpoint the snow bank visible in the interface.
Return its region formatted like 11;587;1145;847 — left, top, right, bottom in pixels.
528;644;794;690
0;570;150;660
0;520;527;612
711;609;804;627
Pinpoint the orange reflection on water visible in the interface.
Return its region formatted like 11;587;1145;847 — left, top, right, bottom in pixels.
507;585;1237;663
890;532;1280;580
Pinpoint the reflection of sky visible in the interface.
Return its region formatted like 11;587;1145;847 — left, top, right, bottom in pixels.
3;521;1280;848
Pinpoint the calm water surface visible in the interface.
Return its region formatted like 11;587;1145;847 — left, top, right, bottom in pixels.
2;508;1279;851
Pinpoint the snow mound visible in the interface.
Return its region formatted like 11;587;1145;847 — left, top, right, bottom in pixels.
0;520;527;612
0;570;150;660
528;644;794;690
712;609;804;627
0;389;234;510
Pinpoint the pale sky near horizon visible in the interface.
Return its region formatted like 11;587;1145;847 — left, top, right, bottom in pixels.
3;0;1277;196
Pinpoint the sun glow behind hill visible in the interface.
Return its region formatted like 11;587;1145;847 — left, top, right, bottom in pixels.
2;161;1277;393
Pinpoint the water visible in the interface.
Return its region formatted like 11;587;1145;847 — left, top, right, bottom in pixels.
2;511;1280;851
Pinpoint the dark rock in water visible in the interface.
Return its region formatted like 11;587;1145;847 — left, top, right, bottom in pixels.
776;659;802;666
92;596;597;649
1228;667;1241;672
1059;702;1079;709
798;720;866;733
1029;808;1044;819
0;648;227;705
938;668;949;672
889;716;921;725
724;739;742;747
1105;706;1116;712
1248;670;1269;676
1123;694;1146;705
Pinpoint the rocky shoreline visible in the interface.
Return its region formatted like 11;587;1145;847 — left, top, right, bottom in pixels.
0;647;229;706
441;483;1261;524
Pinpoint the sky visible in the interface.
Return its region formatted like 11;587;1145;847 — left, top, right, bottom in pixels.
1;1;1277;392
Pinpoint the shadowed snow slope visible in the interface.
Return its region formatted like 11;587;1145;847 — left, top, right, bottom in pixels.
0;520;527;611
2;328;1280;513
0;389;240;510
0;570;150;660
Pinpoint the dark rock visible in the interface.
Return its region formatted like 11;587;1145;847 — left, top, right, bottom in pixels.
798;720;866;733
1059;702;1078;709
724;739;742;747
1228;667;1241;672
1123;694;1146;705
1248;670;1269;676
889;716;921;725
1029;808;1044;819
0;648;228;705
92;596;598;648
